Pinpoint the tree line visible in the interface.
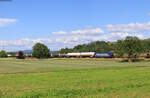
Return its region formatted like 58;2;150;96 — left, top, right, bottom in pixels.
1;36;150;62
60;41;114;53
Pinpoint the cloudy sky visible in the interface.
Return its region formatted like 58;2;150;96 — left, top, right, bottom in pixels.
0;0;150;51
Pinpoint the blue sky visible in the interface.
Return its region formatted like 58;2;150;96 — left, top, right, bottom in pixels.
0;0;150;51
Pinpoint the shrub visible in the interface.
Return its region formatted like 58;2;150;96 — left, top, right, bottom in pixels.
16;51;25;59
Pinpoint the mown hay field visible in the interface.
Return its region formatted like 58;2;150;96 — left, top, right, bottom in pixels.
0;58;150;97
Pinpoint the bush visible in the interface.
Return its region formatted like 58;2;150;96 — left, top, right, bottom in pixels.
0;50;8;58
16;51;25;59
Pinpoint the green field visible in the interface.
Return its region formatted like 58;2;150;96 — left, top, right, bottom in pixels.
0;58;150;98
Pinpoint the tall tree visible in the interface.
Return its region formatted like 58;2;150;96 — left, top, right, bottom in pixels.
0;50;8;58
32;43;50;58
142;39;150;58
115;40;124;57
117;36;143;62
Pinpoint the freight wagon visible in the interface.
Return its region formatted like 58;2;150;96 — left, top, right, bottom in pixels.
66;52;95;58
63;52;114;58
94;52;114;58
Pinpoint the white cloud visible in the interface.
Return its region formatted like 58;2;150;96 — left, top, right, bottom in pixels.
51;27;146;49
105;22;148;41
0;38;53;50
109;32;144;41
0;18;17;26
52;31;67;35
71;28;104;35
107;22;150;33
53;28;105;46
52;28;104;36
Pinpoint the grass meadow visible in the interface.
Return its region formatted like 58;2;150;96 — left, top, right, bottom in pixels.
0;58;150;97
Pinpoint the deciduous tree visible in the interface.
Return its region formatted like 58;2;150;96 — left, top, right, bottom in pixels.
32;43;50;58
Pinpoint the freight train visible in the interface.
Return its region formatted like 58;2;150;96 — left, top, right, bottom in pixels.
59;52;114;58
